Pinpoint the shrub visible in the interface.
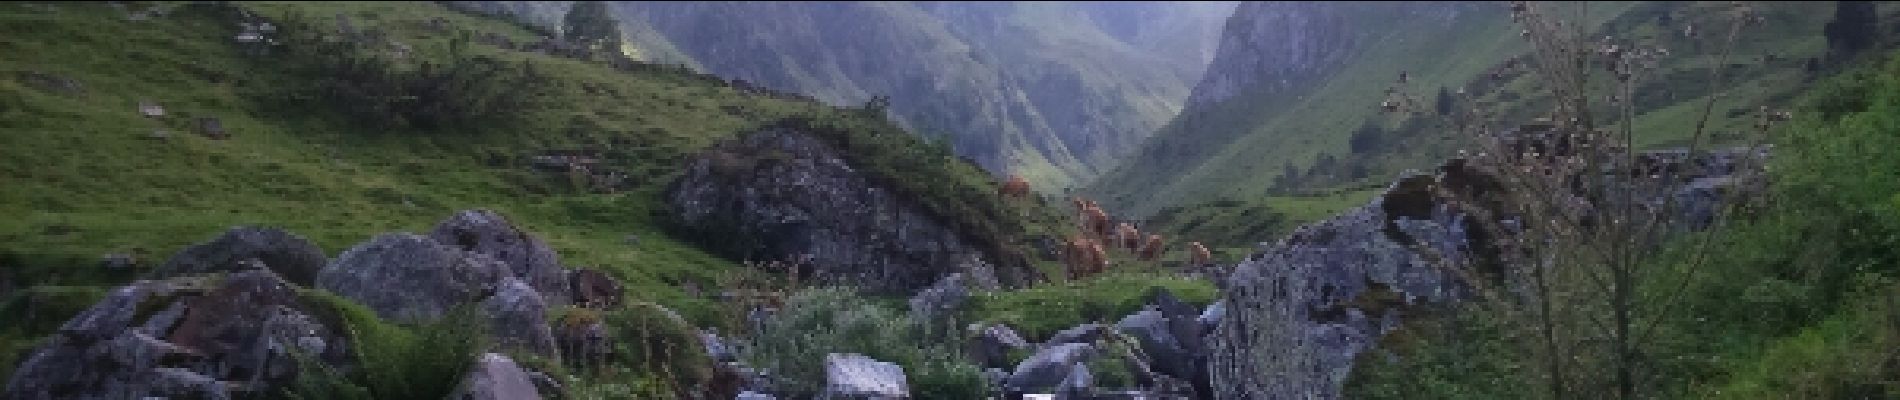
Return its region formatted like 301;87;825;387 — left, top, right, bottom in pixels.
291;289;488;400
743;287;986;399
600;301;713;396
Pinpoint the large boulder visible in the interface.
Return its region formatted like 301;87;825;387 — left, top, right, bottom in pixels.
819;353;909;400
665;126;1024;294
153;226;327;285
4;270;349;399
430;209;571;305
316;233;506;322
450;353;544;400
484;277;558;359
1007;342;1095;393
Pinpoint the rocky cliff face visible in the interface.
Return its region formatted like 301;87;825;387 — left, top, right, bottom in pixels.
665;127;1015;294
1183;2;1361;109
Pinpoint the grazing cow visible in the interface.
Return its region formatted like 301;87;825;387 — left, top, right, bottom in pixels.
999;174;1031;200
1187;242;1212;267
1138;234;1165;261
1117;223;1143;251
1084;207;1112;237
1062;235;1113;280
1087;241;1109;277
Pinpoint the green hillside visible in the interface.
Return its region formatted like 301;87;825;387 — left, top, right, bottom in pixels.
0;0;1070;338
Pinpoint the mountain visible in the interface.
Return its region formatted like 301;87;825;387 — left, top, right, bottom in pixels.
1090;1;1844;218
461;1;1233;189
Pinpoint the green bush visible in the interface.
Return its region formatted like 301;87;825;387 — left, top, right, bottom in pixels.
601;301;713;396
743;287;986;399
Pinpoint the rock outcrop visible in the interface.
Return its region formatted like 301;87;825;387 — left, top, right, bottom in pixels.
4;270;349;399
153;226;328;285
665;127;1012;294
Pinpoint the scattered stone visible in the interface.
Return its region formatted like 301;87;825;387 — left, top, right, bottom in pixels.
16;71;83;95
138;100;165;118
623;234;640;246
701;329;737;363
820;353;909;400
1054;362;1093;400
450;353;544;400
1007;343;1095;393
146;129;172;141
967;322;1029;369
196;117;228;140
908;273;969;323
99;253;137;270
737;391;778;400
1044;323;1110;347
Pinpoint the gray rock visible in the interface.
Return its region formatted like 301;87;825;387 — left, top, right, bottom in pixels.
1197;301;1226;333
155;226;328;286
1007;343;1094;393
665;127;1034;294
1116;309;1193;380
99;253;136;270
484;277;558;359
317;232;505;322
702;330;737;363
967;322;1029;369
820;353;909;400
430;209;570;305
451;353;544;400
737;391;778;400
1045;323;1110;347
908;273;969;323
1055;362;1093;400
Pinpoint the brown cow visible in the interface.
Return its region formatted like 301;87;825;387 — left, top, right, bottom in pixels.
1084;207;1112;238
999;174;1031;200
1117;223;1142;251
1087;241;1109;277
1138;234;1165;261
1187;242;1212;266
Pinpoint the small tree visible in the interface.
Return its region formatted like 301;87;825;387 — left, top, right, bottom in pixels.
1824;1;1879;57
1386;2;1784;398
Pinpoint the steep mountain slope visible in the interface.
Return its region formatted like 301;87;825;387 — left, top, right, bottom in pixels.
1092;1;1851;218
601;1;1231;189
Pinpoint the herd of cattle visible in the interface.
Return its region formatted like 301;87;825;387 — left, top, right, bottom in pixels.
998;174;1214;281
